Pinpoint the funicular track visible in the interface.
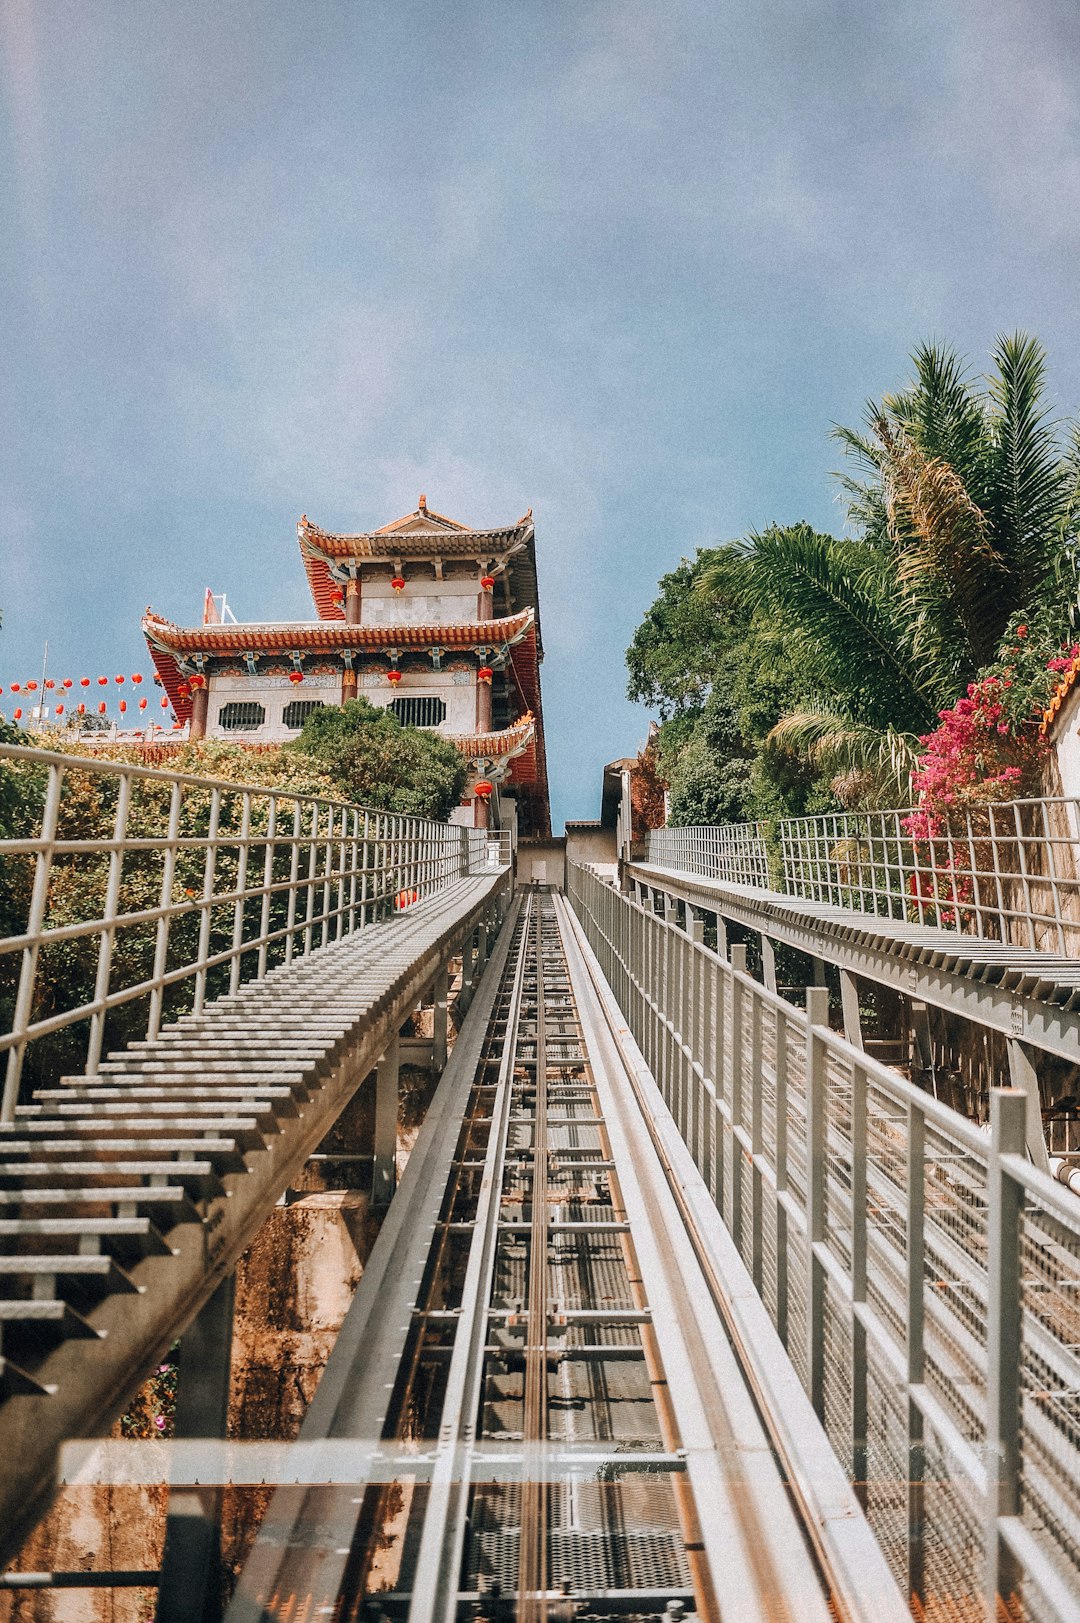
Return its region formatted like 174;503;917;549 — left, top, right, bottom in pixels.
231;888;887;1623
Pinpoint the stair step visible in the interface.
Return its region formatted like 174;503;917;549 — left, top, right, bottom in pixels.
0;1216;172;1261
0;1188;199;1226
0;1298;103;1360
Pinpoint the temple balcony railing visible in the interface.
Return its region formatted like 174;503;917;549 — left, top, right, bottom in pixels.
645;796;1080;955
0;741;510;1120
569;861;1080;1617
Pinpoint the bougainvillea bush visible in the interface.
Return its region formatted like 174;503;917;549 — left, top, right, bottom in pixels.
900;615;1077;924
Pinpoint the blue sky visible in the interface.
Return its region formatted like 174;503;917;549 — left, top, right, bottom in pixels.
3;0;1080;829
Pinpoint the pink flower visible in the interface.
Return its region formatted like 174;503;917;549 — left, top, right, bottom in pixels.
154;1415;166;1431
1016;625;1027;638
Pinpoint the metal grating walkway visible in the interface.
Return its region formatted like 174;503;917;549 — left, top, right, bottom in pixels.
0;871;505;1558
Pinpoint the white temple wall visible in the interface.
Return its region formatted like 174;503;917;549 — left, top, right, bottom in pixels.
205;670;479;743
359;579;481;627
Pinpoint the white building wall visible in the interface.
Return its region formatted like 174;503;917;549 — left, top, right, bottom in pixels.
360;579;480;627
1053;687;1080;801
206;669;478;743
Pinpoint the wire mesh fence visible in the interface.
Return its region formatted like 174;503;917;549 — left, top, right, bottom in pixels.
645;797;1080;954
568;861;1080;1621
0;742;507;1118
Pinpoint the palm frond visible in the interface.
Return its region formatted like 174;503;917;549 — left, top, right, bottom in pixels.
873;414;1005;669
740;524;939;729
986;332;1070;600
767;706;919;799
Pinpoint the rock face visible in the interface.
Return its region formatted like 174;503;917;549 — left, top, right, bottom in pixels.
0;1048;447;1623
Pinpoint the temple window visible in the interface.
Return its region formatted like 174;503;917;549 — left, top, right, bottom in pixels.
390;695;447;729
218;701;266;732
282;699;325;730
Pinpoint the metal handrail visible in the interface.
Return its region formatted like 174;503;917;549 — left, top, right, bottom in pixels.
569;862;1080;1619
0;742;509;1118
646;796;1080;953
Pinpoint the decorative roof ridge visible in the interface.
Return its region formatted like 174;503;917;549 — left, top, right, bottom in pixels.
297;512;533;549
1041;651;1080;736
143;604;533;640
451;714;537;761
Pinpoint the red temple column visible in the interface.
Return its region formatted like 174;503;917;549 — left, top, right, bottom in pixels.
473;793;489;829
476;673;492;733
190;685;209;740
342;577;361;701
477;570;494;622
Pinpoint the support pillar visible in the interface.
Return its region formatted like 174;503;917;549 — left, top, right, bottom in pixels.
372;1035;400;1207
909;999;935;1091
473;793;489;830
156;1272;236;1623
1006;1038;1051;1173
730;943;748;974
432;967;449;1073
342;577;361;701
714;911;728;958
761;934;778;994
810;955;828;988
476;674;493;733
189;684;209;742
664;894;678;925
840;970;864;1051
687;912;704;945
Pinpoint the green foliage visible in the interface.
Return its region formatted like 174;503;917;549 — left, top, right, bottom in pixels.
628;333;1080;818
290;698;468;820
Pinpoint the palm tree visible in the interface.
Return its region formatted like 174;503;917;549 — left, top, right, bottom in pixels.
706;335;1080;801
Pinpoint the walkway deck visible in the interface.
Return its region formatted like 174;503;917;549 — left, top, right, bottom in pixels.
629;859;1080;1063
0;869;507;1559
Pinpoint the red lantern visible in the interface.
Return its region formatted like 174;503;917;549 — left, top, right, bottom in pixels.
80;677;90;687
44;679;54;690
387;668;403;685
288;670;304;685
55;704;64;716
477;665;494;684
98;676;108;686
98;701;107;714
177;683;191;699
329;587;344;605
26;681;37;691
391;576;406;592
189;673;205;690
480;575;495;591
78;703;86;715
62;679;72;689
132;673;142;684
118;699;127;713
139;697;147;711
10;683;19;693
474;780;493;800
161;697;169;709
13;708;21;721
115;674;124;684
172;721;182;731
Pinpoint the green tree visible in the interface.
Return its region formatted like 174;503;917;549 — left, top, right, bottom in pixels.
291;698;468;820
712;334;1080;798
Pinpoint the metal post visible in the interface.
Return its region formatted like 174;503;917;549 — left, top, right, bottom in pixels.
805;985;829;1422
840;970;864;1051
985;1088;1026;1619
1006;1038;1050;1174
906;1101;926;1608
851;1056;868;1506
761;933;777;993
156;1271;236;1623
432;967;450;1073
373;1035;400;1207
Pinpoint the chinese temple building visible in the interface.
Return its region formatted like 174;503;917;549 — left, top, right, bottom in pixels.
142;498;550;835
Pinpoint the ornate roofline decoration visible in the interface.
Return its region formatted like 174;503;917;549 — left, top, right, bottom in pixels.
297;504;534;621
1042;652;1080;736
142;607;534;657
450;714;536;761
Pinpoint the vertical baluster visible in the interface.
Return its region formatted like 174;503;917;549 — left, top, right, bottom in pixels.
229;791;252;996
86;772;132;1073
905;1101;926;1608
284;799;301;965
2;762;65;1121
257;796;277;979
805;984;829;1422
194;788;222;1014
148;780;183;1039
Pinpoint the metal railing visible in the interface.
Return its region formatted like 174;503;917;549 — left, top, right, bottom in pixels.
569;863;1080;1621
646;797;1080;953
0;742;508;1118
645;821;772;888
